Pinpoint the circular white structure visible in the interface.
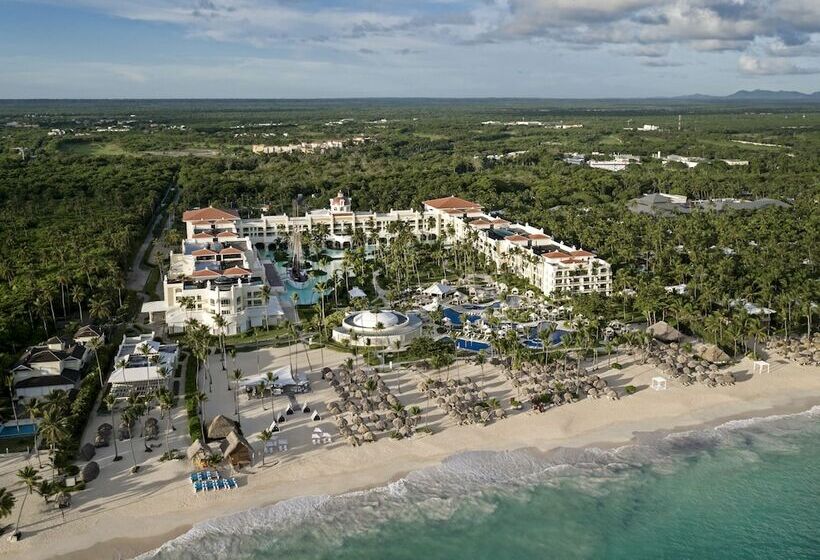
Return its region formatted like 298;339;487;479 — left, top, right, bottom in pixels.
333;309;422;349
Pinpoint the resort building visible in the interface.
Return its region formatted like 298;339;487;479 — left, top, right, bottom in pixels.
629;193;791;216
108;332;179;398
174;193;611;310
11;335;93;399
332;310;423;349
142;207;286;335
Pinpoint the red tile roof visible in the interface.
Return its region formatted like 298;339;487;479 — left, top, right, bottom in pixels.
182;207;240;222
192;232;215;239
505;234;529;242
220;247;243;255
543;251;570;259
223;266;251;276
529;233;549;240
191;269;221;278
570;250;594;257
191;248;217;257
216;231;237;238
423;196;482;210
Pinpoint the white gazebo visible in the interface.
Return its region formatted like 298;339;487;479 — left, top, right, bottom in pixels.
753;360;770;374
651;376;668;391
424;282;454;297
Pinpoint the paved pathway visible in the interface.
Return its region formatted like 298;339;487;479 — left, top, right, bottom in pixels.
126;186;179;294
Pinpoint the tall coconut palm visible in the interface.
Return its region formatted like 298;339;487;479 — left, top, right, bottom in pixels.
260;285;272;331
3;374;19;428
123;391;147;470
264;372;279;424
474;350;487;388
157;389;175;454
193;391;208;441
257;429;273;466
103;393;122;462
13;466;40;539
230;369;243;420
71;286;85;322
87;336;106;387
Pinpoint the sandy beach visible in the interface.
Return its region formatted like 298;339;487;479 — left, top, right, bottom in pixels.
0;344;818;560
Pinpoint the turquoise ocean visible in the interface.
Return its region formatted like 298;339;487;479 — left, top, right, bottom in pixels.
143;405;820;560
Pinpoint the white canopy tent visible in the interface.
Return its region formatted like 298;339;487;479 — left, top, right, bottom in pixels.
239;365;308;391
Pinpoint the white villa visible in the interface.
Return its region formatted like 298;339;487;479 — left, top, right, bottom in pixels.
108;332;179;398
11;335;92;399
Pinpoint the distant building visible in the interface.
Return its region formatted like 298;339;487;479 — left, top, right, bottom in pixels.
629;193;790;216
589;154;641;172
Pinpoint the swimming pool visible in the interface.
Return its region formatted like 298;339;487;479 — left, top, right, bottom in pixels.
443;307;480;326
522;329;569;349
0;423;36;439
456;339;491;352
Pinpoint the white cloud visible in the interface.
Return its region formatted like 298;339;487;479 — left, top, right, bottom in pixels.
738;54;819;75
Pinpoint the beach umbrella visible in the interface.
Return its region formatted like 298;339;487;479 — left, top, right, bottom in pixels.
79;443;96;461
398;426;411;438
81;461;100;483
363;431;375;443
357;424;370;435
392;418;404;430
312;411;321;421
97;423;113;437
494;409;506;419
302;403;311;413
375;420;387;431
369;413;380;423
346;436;359;447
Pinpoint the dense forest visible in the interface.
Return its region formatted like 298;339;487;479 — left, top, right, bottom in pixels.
0;99;817;362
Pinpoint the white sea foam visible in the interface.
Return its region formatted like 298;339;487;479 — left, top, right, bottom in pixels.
141;404;820;560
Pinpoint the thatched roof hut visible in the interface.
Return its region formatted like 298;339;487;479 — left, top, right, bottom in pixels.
220;429;253;468
79;443;96;461
186;439;213;468
695;343;731;365
207;414;239;440
646;321;683;342
81;461;99;483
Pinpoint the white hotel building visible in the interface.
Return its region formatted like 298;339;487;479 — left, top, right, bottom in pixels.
142;207;287;336
147;194;611;335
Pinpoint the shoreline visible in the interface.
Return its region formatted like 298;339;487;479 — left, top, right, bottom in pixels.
1;354;818;560
55;395;820;560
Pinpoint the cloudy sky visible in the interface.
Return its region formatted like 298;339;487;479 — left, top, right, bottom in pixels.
1;0;819;98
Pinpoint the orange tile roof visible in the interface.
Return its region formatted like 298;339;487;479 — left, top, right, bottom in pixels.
191;248;217;257
216;231;237;238
223;266;251;276
505;234;529;242
423;196;482;210
543;251;570;259
191;269;221;278
220;247;243;255
182;207;240;222
490;218;510;225
529;233;549;240
192;232;215;239
570;250;594;257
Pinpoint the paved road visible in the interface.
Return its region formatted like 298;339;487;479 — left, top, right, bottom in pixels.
126;186;179;294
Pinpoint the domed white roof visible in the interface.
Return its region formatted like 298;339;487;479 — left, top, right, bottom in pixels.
351;310;401;329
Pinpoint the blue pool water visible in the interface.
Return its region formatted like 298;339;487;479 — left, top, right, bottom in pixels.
145;406;820;560
523;328;569;348
442;307;480;326
0;423;36;439
455;339;490;352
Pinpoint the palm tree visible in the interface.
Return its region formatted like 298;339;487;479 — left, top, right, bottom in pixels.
103;394;122;462
264;372;279;424
193;391;208;441
260;285;272;330
231;369;243;420
474;350;487;388
157;389;175;454
257;429;273;466
0;488;15;534
538;323;557;363
13;466;41;539
3;374;19;428
71;286;85;322
87;336;106;387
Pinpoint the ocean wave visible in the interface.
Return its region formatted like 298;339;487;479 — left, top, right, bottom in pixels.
141;404;820;560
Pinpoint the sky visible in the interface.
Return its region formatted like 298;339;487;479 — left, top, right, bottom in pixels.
1;0;819;98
